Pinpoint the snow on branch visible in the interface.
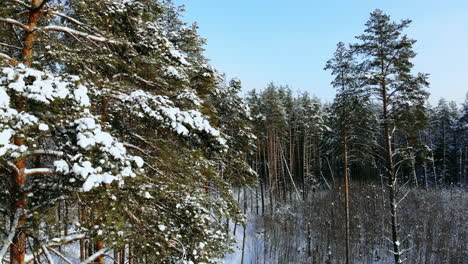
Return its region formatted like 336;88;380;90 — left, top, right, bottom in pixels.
121;90;226;147
13;150;64;162
0;53;12;60
46;233;86;248
80;248;109;264
1;65;145;191
0;17;31;32
41;245;55;264
47;247;73;264
23;233;86;264
43;10;106;38
41;25;118;44
24;168;55;176
5;0;31;9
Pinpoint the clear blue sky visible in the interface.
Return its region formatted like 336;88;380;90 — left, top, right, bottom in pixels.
174;0;468;105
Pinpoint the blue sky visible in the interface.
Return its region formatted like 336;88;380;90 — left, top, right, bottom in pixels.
174;0;468;105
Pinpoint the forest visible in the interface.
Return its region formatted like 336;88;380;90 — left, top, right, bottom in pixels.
0;1;466;264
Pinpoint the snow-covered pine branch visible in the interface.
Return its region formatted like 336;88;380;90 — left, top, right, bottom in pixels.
0;65;144;192
119;90;227;147
41;26;117;44
0;17;30;31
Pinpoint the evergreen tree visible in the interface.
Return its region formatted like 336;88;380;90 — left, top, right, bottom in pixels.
0;1;254;263
325;41;377;264
352;9;429;263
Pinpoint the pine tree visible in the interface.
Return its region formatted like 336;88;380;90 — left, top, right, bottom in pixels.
325;41;377;264
352;9;429;263
0;1;254;263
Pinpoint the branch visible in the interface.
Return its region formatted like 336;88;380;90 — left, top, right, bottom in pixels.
23;233;86;264
13;150;64;162
42;246;55;264
47;233;86;248
24;168;55;176
0;52;12;60
45;11;85;27
123;143;151;157
41;25;117;44
130;132;153;146
25;248;44;264
5;0;30;9
43;10;104;37
0;209;21;261
0;42;22;50
397;189;411;205
123;207;183;254
4;161;19;174
47;247;73;264
0;17;31;31
80;247;109;264
113;73;162;88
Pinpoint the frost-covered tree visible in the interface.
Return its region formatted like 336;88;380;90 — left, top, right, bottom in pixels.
0;1;254;263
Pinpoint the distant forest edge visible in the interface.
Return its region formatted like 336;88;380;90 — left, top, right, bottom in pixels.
246;82;467;191
0;1;466;264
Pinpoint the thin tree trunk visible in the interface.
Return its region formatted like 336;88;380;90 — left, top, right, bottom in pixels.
120;247;125;264
411;152;418;187
382;81;401;264
423;161;429;191
129;246;135;264
241;188;247;264
233;189;241;236
114;250;119;264
431;150;437;188
343;128;351;264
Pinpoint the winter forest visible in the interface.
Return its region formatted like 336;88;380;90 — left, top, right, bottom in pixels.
0;1;466;264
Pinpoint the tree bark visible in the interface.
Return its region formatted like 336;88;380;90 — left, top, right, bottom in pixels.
10;1;44;263
22;0;42;67
95;240;105;264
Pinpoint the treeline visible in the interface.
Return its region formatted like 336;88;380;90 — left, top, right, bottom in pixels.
244;9;468;264
246;84;467;204
246;83;468;204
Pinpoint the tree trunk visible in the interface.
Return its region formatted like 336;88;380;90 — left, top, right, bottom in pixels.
240;189;247;264
129;246;135;264
22;0;42;67
113;250;119;264
382;81;401;264
10;164;26;264
343;128;351;264
120;248;126;264
95;241;105;264
411;152;418;187
423;161;429;191
10;1;44;263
